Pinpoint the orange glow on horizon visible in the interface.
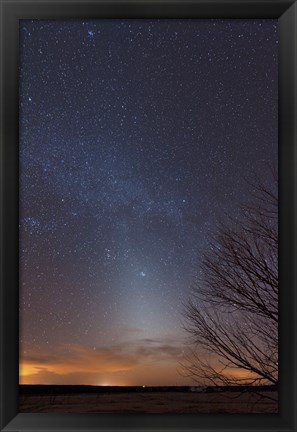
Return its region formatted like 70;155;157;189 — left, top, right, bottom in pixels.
19;353;259;387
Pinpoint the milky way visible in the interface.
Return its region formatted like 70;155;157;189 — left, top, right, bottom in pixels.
19;19;277;385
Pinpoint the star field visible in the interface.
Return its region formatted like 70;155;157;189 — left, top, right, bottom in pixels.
19;19;277;385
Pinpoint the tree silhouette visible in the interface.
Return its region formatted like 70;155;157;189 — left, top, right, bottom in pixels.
182;173;278;387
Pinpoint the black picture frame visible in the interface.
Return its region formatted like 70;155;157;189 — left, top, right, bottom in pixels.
0;0;296;431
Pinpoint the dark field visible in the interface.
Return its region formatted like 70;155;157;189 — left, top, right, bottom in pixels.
19;385;278;414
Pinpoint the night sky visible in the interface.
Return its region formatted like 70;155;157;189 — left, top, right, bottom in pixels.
19;19;278;386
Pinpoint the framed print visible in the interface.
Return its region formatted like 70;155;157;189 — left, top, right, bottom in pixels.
0;0;296;431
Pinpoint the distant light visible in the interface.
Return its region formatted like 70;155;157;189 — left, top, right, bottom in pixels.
142;385;146;388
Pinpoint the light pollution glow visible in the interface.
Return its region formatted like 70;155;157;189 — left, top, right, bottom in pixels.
19;343;256;386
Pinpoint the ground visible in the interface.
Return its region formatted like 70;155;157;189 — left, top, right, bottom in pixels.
19;390;278;414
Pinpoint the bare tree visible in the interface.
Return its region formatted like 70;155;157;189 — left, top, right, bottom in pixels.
182;172;278;387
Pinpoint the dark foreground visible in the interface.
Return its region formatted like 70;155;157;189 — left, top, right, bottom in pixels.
19;385;278;414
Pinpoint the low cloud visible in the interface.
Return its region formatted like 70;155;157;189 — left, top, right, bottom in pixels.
20;338;186;385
